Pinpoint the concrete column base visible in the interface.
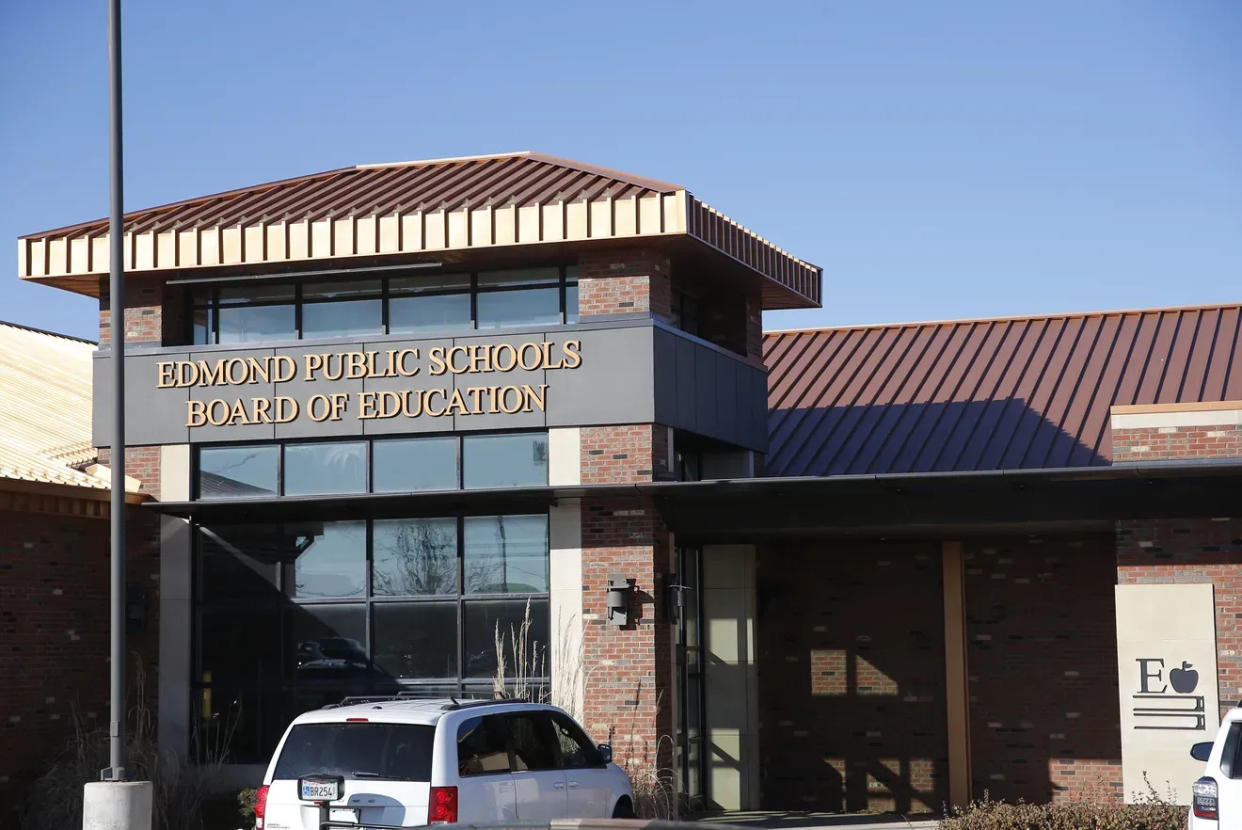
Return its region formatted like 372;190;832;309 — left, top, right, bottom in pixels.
82;781;153;830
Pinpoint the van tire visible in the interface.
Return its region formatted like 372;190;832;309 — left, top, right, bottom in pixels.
612;798;635;818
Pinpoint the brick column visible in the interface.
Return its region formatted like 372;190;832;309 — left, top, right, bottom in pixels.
578;425;676;774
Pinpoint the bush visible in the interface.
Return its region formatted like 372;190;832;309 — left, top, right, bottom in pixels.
940;791;1187;830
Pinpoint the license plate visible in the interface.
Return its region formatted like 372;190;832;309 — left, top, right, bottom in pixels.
298;775;343;801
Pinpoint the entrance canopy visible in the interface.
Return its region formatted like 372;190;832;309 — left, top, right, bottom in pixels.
150;460;1242;542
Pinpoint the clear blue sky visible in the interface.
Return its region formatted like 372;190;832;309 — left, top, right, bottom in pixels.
2;0;1238;341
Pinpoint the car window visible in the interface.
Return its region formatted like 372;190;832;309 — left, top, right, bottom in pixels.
507;713;559;772
1221;723;1242;779
550;712;603;769
274;723;434;781
457;715;512;776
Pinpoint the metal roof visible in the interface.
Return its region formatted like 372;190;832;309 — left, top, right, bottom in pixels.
0;322;110;490
18;151;821;309
764;302;1242;476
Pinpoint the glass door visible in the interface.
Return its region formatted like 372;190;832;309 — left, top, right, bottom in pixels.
674;546;707;810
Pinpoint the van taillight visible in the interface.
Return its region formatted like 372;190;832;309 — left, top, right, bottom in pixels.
1193;776;1219;820
254;784;270;830
428;785;458;824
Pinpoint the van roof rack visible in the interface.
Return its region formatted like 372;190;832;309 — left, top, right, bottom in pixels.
321;693;496;710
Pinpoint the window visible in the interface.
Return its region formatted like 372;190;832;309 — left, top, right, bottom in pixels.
506;713;559;772
372;437;457;493
274;723;436;781
457;716;511;776
190;266;578;345
550;712;602;768
464;515;549;594
194;515;550;763
198;445;279;498
389;274;472;334
284;441;367;496
301;280;383;339
196;432;547;500
462;433;548;489
476;268;562;329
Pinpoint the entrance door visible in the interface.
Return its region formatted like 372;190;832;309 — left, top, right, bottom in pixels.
674;546;707;809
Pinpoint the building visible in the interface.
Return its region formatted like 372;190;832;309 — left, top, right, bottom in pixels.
0;322;154;805
15;151;1242;814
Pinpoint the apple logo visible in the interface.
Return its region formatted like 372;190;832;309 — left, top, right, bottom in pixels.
1170;661;1199;694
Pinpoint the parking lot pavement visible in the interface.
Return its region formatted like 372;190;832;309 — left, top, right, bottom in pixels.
692;811;939;830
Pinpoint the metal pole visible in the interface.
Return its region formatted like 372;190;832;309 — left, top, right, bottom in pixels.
106;0;127;782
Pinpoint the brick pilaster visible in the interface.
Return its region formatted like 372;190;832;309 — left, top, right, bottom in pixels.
578;249;673;323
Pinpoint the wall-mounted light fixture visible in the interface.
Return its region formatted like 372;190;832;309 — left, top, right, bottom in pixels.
606;574;635;627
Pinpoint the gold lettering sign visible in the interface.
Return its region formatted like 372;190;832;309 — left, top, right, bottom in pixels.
161;339;580;428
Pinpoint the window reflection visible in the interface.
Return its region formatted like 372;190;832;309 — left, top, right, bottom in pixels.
372;603;458;678
372;437;458;493
287;521;366;599
476;287;560;328
372;518;458;596
463;515;548;593
462;599;549;679
218;304;296;344
462;433;547;489
284;442;367;496
198;445;279;499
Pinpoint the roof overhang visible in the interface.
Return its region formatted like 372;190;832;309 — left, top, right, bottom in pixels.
148;461;1242;541
17;152;821;309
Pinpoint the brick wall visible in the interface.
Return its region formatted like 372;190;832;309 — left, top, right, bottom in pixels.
578;249;672;322
1117;517;1242;720
0;504;160;810
1113;423;1242;462
964;534;1122;805
580;496;675;770
99;277;166;346
580;425;670;484
96;446;163;499
756;542;947;813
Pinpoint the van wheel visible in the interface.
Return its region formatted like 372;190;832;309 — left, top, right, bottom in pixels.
612;798;635;818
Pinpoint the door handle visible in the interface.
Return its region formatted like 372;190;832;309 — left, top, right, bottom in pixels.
567;782;579;789
553;782;565;789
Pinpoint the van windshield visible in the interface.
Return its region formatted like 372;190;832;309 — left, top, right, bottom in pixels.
274;723;435;781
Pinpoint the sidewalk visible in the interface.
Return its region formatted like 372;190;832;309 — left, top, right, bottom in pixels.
693;811;939;830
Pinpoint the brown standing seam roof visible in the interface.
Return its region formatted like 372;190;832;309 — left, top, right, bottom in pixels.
764;303;1242;476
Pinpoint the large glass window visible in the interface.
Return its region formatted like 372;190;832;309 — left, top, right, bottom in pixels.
193;514;549;764
284;441;367;496
372;437;458;493
462;433;548;489
476;268;562;329
301;280;383;339
464;515;549;593
198;445;279;498
196;432;546;500
190;266;578;345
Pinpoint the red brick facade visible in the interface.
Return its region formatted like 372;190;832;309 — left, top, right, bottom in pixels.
964;535;1122;805
756;542;948;813
96;446;163;499
1117;517;1242;720
580;425;670;484
578;249;673;322
1113;422;1242;462
99;277;166;346
0;504;160;807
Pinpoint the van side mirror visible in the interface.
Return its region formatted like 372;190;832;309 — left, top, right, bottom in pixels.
598;743;613;763
1191;741;1213;762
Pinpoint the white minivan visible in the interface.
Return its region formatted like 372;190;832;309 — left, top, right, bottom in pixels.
1189;705;1242;828
256;698;635;830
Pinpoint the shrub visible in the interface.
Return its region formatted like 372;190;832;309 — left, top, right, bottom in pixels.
940;790;1187;830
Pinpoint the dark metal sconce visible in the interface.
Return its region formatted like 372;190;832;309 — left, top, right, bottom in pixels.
606;574;635;627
